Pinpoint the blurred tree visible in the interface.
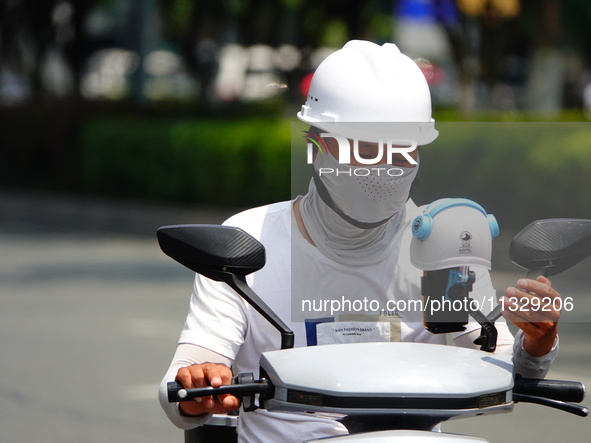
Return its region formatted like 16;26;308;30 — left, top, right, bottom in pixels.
438;0;522;112
564;0;591;64
0;0;55;100
563;0;591;109
440;0;591;113
0;0;97;102
157;0;392;107
521;0;565;113
61;0;94;101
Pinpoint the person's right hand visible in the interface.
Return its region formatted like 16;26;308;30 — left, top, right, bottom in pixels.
175;363;241;416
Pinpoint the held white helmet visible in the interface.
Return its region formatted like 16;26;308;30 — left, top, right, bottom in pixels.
410;198;500;270
297;40;438;145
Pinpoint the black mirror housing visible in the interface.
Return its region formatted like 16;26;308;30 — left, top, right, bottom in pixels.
157;224;266;280
510;218;591;277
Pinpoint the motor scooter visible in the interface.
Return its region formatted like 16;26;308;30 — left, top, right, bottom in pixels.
157;217;591;442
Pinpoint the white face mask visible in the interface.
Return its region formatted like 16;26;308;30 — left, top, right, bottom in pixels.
313;151;419;227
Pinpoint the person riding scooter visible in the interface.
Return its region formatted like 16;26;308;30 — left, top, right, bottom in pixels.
159;40;561;443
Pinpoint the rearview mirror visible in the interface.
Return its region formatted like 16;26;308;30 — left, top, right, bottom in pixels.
157;224;266;281
157;224;294;349
510;218;591;277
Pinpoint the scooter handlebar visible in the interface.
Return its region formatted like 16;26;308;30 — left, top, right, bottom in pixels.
514;376;586;403
166;374;586;418
167;380;273;403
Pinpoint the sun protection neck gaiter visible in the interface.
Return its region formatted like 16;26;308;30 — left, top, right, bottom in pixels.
297;152;418;265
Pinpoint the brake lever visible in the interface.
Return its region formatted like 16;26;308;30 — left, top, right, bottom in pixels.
513;393;589;417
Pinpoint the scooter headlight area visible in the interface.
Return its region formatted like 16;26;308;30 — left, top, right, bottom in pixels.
260;342;513;421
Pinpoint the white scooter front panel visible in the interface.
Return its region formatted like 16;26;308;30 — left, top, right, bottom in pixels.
261;342;513;420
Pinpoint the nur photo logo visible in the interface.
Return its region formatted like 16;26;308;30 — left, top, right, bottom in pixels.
303;130;417;177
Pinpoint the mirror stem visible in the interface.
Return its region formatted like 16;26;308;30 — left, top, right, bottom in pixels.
226;274;295;349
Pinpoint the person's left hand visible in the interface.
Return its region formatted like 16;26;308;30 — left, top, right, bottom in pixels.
500;275;560;357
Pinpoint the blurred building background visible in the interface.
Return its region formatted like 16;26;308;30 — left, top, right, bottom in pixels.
1;0;591;221
2;0;591;113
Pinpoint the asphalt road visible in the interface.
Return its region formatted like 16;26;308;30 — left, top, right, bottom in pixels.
1;191;589;442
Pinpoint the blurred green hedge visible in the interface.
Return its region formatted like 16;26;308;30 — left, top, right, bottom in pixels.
79;116;292;208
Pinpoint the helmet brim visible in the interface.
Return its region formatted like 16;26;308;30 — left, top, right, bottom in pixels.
297;112;439;145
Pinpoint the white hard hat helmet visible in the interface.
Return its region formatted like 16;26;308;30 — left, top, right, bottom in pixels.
410;198;500;270
297;40;438;145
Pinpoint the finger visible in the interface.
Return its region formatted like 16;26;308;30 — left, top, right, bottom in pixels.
516;278;559;299
501;292;559;324
177;366;206;404
176;367;209;415
502;305;549;327
201;363;232;387
176;365;204;389
204;364;240;411
501;295;533;323
201;364;239;410
506;281;562;319
198;364;225;408
220;394;241;411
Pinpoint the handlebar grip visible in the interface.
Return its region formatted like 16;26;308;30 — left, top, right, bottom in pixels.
167;380;273;403
514;377;586;403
